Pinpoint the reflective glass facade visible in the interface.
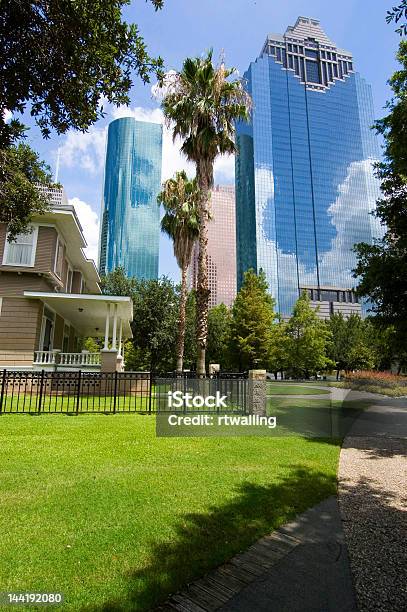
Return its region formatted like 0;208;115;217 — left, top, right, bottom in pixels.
236;17;382;315
99;118;162;279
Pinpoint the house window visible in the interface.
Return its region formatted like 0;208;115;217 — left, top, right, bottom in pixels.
66;266;73;293
39;307;55;352
54;237;64;279
2;226;38;267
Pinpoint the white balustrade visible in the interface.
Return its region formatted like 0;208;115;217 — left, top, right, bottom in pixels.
33;350;59;365
59;352;101;367
33;351;101;369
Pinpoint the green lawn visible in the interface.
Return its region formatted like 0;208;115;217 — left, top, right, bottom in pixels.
267;383;330;395
0;414;340;610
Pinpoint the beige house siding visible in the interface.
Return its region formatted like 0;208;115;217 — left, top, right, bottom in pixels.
0;272;52;297
34;226;57;271
0;297;43;366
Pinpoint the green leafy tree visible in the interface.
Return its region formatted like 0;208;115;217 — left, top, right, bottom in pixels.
286;292;334;378
0;0;164;144
158;171;199;372
162;50;251;376
354;42;407;349
99;266;137;298
131;277;179;372
230;270;276;370
206;304;232;369
0;144;55;239
122;341;151;372
386;1;407;35
328;313;377;377
82;337;100;353
268;319;290;378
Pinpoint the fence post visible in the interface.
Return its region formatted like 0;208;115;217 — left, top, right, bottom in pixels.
113;371;118;414
0;369;6;414
148;371;153;414
76;370;82;415
248;370;267;416
38;369;45;414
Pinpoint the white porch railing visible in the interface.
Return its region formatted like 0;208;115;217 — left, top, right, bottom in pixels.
59;352;101;367
33;350;59;365
33;351;101;368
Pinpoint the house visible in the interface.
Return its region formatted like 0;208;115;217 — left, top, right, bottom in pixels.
0;186;133;371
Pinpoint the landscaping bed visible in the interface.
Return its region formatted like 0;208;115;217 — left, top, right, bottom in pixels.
329;371;407;398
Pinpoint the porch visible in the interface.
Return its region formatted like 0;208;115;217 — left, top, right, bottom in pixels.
24;292;133;373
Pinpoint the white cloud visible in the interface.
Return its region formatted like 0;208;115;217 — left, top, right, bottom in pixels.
69;197;100;263
3;109;12;123
214;154;235;184
61;126;107;175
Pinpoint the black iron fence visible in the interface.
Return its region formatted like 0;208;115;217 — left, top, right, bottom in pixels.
0;370;247;415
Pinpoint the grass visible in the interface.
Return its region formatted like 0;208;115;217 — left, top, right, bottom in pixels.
0;413;341;611
267;396;371;439
267;383;330;395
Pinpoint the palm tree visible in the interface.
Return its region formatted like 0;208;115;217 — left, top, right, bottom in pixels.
158;170;199;373
162;51;251;376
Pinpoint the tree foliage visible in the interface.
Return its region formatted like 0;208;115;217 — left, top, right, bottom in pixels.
0;143;55;239
286;292;333;378
327;313;376;376
0;0;164;144
229;270;276;370
354;42;407;345
206;304;232;369
158;171;199;371
161;50;251;375
99;266;138;298
386;1;407;35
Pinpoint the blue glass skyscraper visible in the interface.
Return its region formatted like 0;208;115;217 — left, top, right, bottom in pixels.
99;117;162;279
236;17;382;317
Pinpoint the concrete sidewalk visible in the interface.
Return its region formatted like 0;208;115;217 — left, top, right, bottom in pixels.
160;497;357;612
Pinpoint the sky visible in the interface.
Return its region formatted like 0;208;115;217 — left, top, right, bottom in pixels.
14;0;402;282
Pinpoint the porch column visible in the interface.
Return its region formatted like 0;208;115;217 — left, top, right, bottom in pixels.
111;303;118;350
104;303;111;350
118;319;123;357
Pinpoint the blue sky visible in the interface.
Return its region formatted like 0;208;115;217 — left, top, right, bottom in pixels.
16;0;401;281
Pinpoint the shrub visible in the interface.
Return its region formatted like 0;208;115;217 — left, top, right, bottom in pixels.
345;370;407;388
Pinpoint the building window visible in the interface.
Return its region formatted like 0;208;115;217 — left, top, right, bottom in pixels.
66;266;73;293
54;237;64;279
306;59;321;83
2;226;38;267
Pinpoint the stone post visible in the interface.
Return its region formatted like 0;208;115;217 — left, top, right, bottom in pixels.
248;369;267;416
101;349;120;372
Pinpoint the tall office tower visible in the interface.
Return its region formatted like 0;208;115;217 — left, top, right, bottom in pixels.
99;117;162;279
236;17;382;318
188;185;237;308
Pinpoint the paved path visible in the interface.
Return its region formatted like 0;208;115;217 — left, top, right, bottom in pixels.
338;397;407;612
159;497;357;612
159;389;406;612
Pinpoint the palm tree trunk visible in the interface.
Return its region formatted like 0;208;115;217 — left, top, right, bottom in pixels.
195;159;212;377
176;265;188;373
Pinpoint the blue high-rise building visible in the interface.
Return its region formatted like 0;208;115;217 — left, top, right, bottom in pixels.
99;117;162;279
236;17;382;317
